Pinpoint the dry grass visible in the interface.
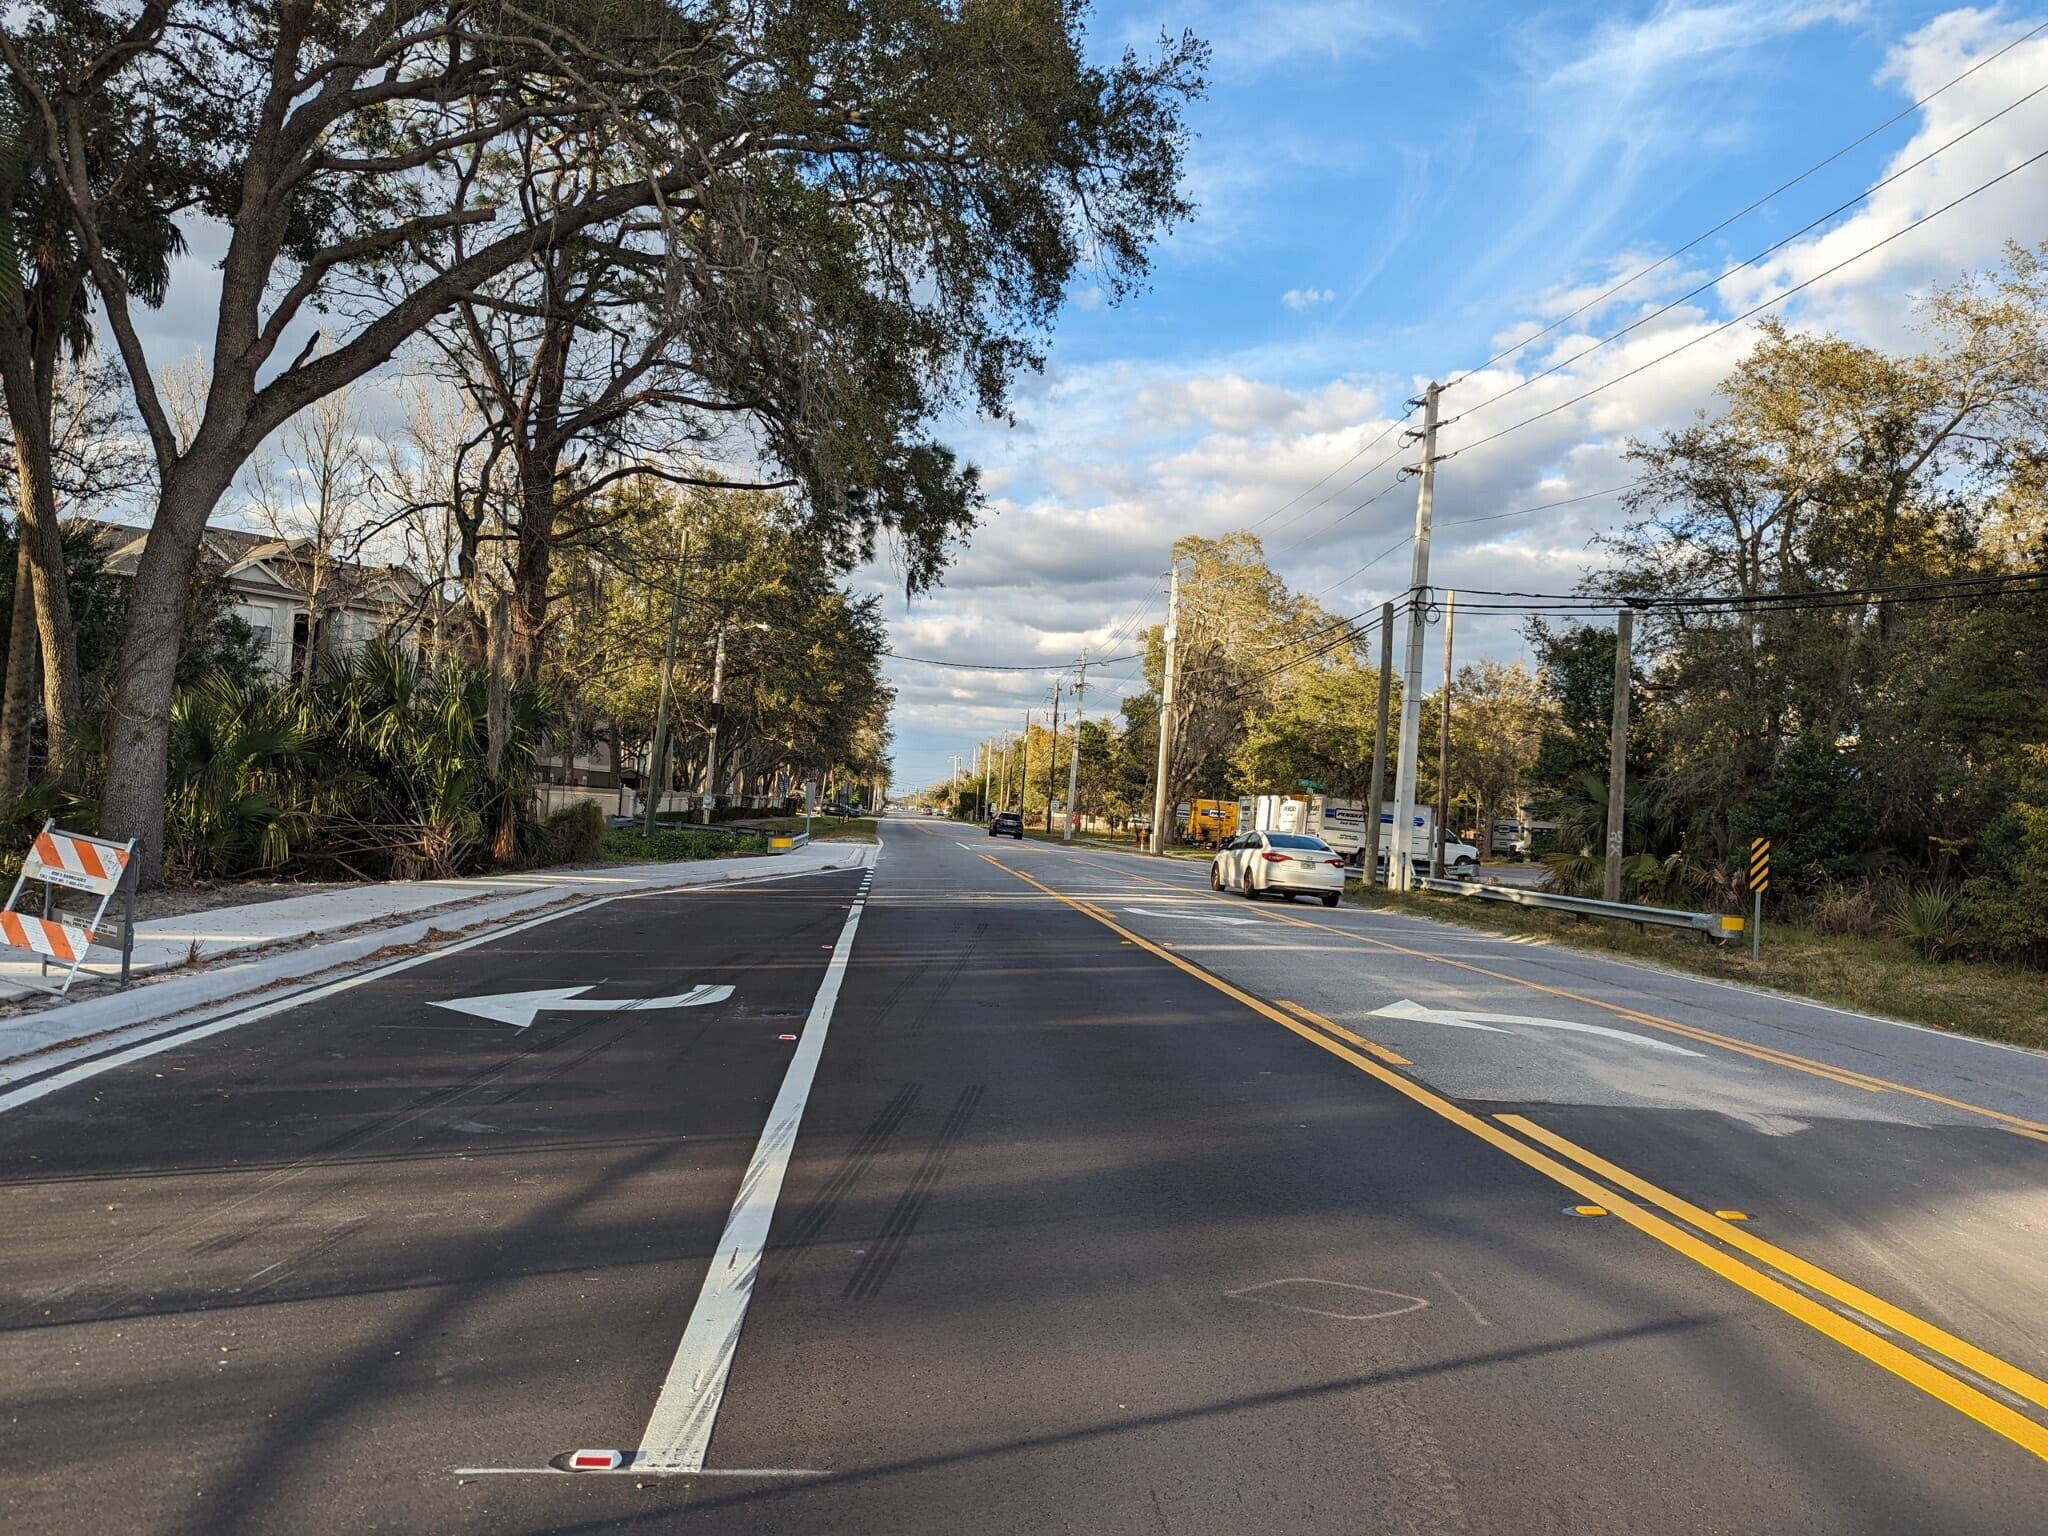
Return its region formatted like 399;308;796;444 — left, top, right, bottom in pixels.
1348;884;2048;1054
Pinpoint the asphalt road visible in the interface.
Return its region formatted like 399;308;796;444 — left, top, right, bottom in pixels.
4;823;2046;1532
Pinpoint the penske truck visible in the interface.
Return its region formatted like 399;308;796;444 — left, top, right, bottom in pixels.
1246;794;1371;862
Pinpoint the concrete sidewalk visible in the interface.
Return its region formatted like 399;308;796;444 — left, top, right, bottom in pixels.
0;843;872;1080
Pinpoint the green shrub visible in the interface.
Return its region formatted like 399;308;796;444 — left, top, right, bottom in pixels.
522;801;605;867
1961;797;2048;968
602;826;769;862
1889;884;1965;962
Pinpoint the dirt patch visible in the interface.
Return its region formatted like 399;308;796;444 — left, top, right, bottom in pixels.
132;879;358;923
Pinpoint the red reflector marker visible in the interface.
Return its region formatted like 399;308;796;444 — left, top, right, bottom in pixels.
778;1033;798;1041
568;1449;625;1471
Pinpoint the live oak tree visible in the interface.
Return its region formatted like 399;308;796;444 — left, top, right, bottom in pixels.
3;0;1203;882
0;17;191;789
1545;244;2048;911
1137;532;1356;809
561;479;891;805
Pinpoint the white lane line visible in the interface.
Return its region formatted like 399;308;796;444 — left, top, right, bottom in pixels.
635;879;869;1472
0;897;614;1115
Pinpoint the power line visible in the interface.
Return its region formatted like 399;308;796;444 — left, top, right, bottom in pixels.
1439;482;1642;527
1442;78;2048;427
1441;144;2048;463
1435;568;2048;613
1315;532;1412;598
1273;453;1413;552
1095;574;1167;655
1441;18;2048;393
1222;598;1412;695
1308;482;1641;602
1244;409;1418;534
885;650;1140;672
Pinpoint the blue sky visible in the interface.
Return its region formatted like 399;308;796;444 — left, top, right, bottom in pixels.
875;2;2048;790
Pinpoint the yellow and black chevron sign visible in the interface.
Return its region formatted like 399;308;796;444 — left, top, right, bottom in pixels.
1748;838;1770;892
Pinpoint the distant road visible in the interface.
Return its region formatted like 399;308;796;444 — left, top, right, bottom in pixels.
4;822;2044;1533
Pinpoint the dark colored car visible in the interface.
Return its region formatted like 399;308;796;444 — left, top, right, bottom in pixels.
819;800;859;817
989;811;1024;839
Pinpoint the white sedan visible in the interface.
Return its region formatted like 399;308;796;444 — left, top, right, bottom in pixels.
1211;831;1347;906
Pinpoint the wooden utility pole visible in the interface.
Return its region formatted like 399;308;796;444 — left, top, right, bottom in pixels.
1018;709;1033;813
1603;608;1634;903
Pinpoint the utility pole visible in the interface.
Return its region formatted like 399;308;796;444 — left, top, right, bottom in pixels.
1018;709;1033;814
1149;560;1182;856
1063;650;1087;842
951;753;963;816
643;526;690;837
1044;679;1063;833
1433;589;1456;878
1603;607;1634;903
1390;382;1441;891
996;732;1010;811
1363;601;1394;886
980;739;991;821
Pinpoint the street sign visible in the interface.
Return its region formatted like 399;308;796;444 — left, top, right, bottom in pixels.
1747;838;1770;961
1297;779;1324;790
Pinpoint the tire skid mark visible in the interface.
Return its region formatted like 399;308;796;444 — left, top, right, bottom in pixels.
763;1082;922;1288
843;1084;983;1301
905;923;987;1038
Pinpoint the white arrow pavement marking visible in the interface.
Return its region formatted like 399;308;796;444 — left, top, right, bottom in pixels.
1369;998;1703;1057
1119;907;1258;925
429;983;734;1030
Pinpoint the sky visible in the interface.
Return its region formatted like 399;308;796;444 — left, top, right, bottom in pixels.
868;1;2048;792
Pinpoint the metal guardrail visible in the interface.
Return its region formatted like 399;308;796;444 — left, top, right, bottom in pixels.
1414;875;1743;940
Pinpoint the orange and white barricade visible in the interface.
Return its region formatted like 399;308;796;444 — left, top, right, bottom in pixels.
2;820;138;994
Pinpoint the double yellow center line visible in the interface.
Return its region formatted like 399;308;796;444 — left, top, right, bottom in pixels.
983;852;2048;1466
1071;850;2048;1142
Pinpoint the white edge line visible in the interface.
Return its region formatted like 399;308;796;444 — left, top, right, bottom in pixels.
633;881;868;1473
0;858;876;1107
0;897;621;1115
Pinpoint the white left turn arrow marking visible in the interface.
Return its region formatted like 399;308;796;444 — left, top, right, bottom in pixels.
431;983;735;1030
1369;998;1702;1056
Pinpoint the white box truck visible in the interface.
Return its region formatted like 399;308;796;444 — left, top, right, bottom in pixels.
1303;797;1370;861
1376;804;1480;874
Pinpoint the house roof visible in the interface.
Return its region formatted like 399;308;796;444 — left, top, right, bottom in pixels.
82;520;424;604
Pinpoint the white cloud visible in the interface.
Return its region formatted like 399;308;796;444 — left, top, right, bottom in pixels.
882;7;2048;788
1713;10;2048;347
1281;286;1336;311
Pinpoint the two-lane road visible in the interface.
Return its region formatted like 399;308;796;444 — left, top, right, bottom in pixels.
4;822;2045;1532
